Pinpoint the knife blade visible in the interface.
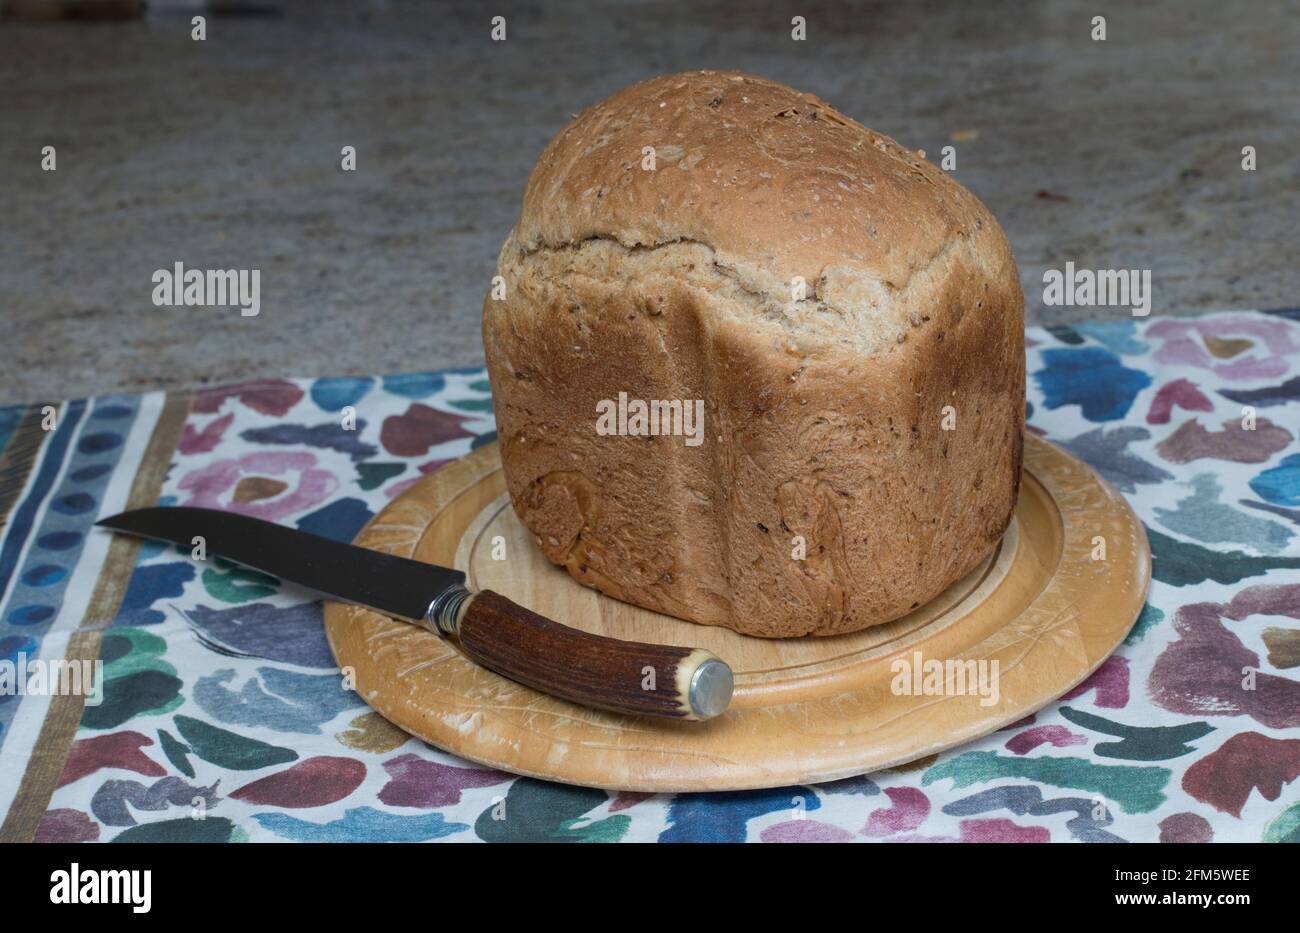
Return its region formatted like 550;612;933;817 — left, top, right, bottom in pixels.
96;506;733;721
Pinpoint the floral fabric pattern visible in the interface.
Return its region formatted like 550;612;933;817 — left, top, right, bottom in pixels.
3;311;1299;843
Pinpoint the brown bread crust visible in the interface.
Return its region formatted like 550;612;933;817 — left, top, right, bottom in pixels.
484;71;1024;637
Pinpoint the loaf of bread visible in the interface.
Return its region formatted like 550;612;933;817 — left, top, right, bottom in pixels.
483;70;1024;638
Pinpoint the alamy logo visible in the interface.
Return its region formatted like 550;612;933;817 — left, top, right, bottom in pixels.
152;262;261;317
1042;262;1151;316
50;863;151;913
0;654;102;705
595;392;705;447
890;651;1000;707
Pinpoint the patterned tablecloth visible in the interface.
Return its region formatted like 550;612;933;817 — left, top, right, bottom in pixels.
2;309;1299;844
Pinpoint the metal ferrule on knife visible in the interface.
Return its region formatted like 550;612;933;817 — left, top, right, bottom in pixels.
423;583;473;637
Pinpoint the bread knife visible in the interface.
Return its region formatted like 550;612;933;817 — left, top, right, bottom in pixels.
96;507;733;720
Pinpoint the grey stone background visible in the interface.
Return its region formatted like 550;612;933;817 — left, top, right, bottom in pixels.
2;0;1297;405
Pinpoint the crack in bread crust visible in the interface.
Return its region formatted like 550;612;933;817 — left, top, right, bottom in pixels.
502;230;991;360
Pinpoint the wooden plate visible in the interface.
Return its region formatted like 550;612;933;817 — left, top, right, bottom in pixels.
324;435;1150;792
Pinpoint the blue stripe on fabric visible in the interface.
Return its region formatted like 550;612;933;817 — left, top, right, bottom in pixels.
0;400;87;602
0;396;143;740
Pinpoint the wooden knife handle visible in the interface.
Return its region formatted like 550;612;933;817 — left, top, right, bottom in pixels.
451;590;733;721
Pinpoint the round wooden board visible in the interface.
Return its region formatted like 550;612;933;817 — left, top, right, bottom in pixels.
324;435;1150;792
